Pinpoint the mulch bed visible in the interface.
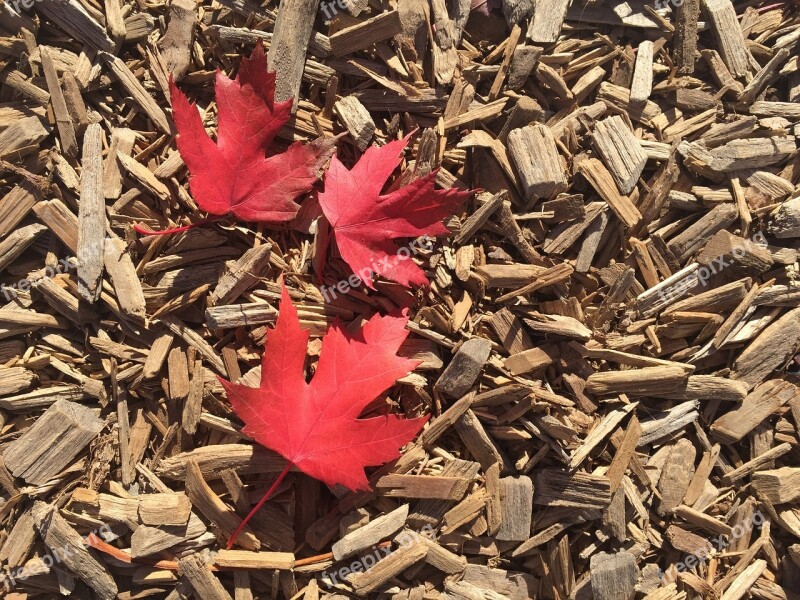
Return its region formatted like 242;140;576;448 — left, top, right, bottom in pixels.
1;0;800;598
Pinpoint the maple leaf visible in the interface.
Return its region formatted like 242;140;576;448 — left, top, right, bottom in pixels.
317;135;471;289
162;41;335;226
219;282;427;546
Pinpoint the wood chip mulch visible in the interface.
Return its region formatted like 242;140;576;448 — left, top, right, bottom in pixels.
1;0;800;598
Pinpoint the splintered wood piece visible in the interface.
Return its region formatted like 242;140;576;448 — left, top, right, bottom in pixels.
160;315;226;375
738;48;790;107
210;243;273;306
103;128;137;200
454;192;505;245
657;438;696;515
592;115;646;195
702;0;751;78
769;197;800;239
495;201;542;264
0;510;35;567
507;46;542;90
527;0;570;43
495;476;533;541
534;469;611;508
332;504;408;560
101;53;171;133
668;202;739;263
104;236;146;319
586;366;688;397
376;474;471;500
37;0;114;51
185;459;260;550
607;416;642;493
722;442;791;485
507;124;567;201
156;444;289;480
116;152;171;201
666;524;713;556
159;0;196;80
130;514;208;558
213;550;295;569
33;199;79;253
420;393;475;447
422;536;467;574
576;157;642;229
711;380;797;443
434;337;492;398
334;96;375;151
638;401;700;446
430;0;459;85
455;409;506;471
488;307;533;355
0;116;51;157
69;487;139;522
706;136;796;172
630;41;654;105
460;564;536;599
504;344;559;376
489;25;522;100
178;553;233;600
719;559;767;600
31;502;117;600
77;123;106;303
0;223;47;271
3;399;103;485
674;0;700;73
658;376;748;402
182;359;205;435
269;0;321;105
348;538;428;595
140;493;193;526
751;467;800;504
40;46;77;159
590;551;638;600
168;347;190;400
330;11;402;56
0;183;39;239
732;307;800;389
441;489;488;534
569;403;637;470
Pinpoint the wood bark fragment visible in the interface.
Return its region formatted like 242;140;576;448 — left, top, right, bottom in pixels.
3;399;103;485
31;501;118;600
77;123;106;303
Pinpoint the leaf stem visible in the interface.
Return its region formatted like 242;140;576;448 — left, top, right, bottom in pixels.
133;216;222;236
226;463;292;550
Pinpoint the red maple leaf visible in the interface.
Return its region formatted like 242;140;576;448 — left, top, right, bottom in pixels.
137;41;334;234
220;282;428;547
317;135;471;289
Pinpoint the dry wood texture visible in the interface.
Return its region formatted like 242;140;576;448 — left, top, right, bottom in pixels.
1;0;800;598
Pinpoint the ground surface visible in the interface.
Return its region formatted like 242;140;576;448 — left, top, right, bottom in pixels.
1;0;800;599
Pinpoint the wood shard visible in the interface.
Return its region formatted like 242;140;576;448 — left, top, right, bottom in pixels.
507;123;567;201
3;399;103;485
495;476;533;541
434;337;492;398
592;115;646;195
590;551;638;600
